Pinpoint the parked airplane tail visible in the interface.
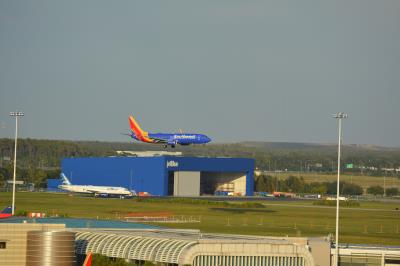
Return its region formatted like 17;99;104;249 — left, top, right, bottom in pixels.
60;173;72;185
1;206;12;214
129;116;152;142
0;206;13;219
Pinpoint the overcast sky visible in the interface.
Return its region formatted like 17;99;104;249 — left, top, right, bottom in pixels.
0;1;399;146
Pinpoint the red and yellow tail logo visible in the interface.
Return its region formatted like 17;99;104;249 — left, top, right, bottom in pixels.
83;252;92;266
128;116;153;143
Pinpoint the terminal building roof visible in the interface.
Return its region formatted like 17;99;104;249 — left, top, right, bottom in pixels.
73;228;317;265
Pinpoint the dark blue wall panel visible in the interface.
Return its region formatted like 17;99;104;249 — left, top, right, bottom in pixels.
62;157;166;196
47;178;64;192
164;156;254;172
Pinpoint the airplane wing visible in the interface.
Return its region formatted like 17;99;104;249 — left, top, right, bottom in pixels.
150;137;167;143
124;131;167;143
85;188;130;195
85;189;104;194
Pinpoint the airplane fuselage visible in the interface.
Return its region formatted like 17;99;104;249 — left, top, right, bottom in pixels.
58;184;133;196
128;116;211;147
130;133;211;146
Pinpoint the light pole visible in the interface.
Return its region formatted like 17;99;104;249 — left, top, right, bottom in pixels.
333;112;347;266
10;111;24;215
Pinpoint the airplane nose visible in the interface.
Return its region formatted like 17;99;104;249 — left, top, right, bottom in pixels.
204;136;211;143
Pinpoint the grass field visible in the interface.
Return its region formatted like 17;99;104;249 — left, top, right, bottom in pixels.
0;192;399;246
267;172;400;190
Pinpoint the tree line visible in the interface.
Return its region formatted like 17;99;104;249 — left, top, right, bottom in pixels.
0;163;60;188
0;138;400;188
254;175;399;196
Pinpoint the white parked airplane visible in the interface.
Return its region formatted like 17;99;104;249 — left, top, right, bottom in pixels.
58;173;135;197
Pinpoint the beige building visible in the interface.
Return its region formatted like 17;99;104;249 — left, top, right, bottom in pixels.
332;245;400;266
0;223;74;266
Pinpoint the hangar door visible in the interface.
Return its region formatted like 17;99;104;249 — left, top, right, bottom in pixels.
200;172;247;196
168;171;200;196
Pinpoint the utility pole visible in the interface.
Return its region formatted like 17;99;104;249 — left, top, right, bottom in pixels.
333;112;348;266
383;172;386;197
10;111;24;215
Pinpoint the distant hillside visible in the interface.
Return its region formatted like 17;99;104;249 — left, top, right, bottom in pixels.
0;138;399;180
241;141;400;153
241;141;337;152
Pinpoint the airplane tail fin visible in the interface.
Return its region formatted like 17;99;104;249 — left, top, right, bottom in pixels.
60;173;72;185
1;206;12;214
83;252;93;266
128;116;148;139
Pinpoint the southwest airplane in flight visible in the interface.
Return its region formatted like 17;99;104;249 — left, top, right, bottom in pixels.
128;116;211;148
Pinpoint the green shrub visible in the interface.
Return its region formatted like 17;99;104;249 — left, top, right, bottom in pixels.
367;186;384;195
132;197;265;209
313;200;360;207
91;253;137;265
386;187;399;196
237;202;265;208
15;210;27;216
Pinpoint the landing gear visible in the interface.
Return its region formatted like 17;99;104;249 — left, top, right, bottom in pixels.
164;144;176;149
164;141;177;148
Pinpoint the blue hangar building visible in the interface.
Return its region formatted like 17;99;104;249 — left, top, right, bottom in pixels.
50;156;254;196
